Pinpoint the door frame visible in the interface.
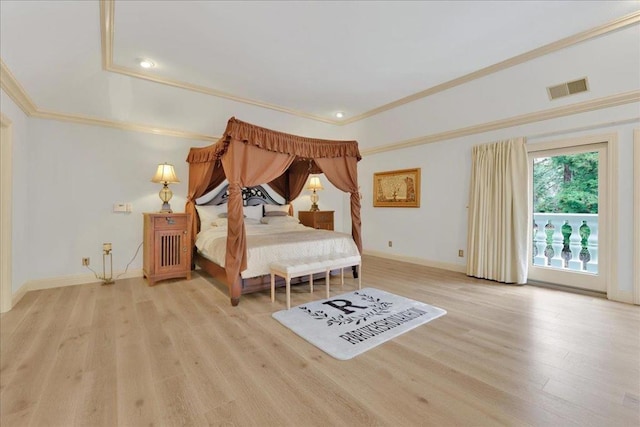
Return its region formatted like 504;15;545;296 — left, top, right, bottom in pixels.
0;113;13;312
527;132;618;300
634;129;640;305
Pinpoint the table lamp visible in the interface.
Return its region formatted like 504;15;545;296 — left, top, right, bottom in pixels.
151;163;180;213
306;176;324;211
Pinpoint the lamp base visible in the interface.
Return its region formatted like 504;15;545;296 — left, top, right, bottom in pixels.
159;202;173;213
310;203;319;211
101;252;114;285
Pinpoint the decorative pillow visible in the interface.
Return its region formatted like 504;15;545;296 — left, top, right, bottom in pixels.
260;215;300;225
195;204;227;231
218;212;248;219
243;204;263;220
264;203;290;214
264;211;288;217
212;217;228;227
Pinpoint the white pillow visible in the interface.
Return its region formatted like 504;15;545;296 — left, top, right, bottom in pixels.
212;217;227;227
264;203;290;214
260;215;300;225
243;204;263;220
196;204;227;231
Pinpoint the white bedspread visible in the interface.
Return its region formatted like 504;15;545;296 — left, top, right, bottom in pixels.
195;222;360;278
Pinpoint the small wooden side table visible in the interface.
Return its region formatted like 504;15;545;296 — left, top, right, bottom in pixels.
143;212;192;286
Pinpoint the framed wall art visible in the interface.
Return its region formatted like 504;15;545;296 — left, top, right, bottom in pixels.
373;168;421;207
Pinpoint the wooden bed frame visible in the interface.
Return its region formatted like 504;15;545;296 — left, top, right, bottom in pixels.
193;184;329;306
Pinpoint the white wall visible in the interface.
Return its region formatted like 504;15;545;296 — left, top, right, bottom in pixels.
25;119;208;280
1;89;30;293
357;103;638;301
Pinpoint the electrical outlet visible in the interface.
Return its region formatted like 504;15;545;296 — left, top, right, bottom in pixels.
458;250;464;257
82;257;90;266
388;241;393;247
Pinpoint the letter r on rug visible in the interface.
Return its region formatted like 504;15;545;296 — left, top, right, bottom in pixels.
322;299;368;314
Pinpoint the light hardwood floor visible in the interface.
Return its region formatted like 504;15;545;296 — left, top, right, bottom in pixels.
1;255;639;426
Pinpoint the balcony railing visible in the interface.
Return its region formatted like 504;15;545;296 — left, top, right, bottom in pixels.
532;213;598;274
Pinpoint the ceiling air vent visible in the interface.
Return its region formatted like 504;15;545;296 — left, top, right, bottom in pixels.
547;78;589;100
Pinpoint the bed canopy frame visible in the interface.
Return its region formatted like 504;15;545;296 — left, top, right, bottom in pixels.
185;117;362;306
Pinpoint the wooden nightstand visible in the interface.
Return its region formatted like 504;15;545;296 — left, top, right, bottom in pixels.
298;210;334;230
143;213;192;286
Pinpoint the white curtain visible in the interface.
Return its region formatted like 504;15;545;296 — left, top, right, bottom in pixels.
467;137;529;284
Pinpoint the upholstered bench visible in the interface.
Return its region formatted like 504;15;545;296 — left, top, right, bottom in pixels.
270;253;362;309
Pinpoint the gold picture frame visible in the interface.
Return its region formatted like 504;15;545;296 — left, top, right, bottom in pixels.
373;168;421;207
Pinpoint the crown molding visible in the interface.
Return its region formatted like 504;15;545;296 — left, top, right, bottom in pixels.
32;109;218;142
361;90;640;156
1;59;217;142
100;0;640;125
0;59;38;114
0;112;13;126
3;53;638;150
107;64;338;125
100;1;336;125
344;10;640;125
100;0;114;69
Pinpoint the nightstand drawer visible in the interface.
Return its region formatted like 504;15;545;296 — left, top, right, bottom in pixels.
314;212;333;223
153;215;188;230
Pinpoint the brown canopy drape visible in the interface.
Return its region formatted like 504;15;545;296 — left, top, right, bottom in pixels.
185;117;362;305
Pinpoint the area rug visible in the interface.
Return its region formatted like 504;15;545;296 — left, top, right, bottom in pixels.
272;287;447;360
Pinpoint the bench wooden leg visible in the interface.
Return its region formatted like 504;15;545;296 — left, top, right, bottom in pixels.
271;272;275;302
340;268;344;287
286;276;291;309
325;270;330;298
309;274;314;293
358;264;362;289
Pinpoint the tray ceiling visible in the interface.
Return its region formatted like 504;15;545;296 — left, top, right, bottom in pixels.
1;0;639;130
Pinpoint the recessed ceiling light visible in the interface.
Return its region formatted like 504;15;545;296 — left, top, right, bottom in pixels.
138;58;155;69
335;112;344;119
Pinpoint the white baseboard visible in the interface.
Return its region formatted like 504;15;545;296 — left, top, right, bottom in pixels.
10;281;29;309
608;288;634;304
363;250;466;273
8;269;144;309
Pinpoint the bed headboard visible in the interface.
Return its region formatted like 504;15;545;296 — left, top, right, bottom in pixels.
199;184;283;206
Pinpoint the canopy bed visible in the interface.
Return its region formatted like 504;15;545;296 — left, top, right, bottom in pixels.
185;117;362;306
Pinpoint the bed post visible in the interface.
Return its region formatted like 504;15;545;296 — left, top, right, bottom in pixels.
230;276;242;306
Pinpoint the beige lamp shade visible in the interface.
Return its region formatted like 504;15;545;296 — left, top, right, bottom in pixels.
151;163;180;184
151;163;179;213
306;176;324;191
